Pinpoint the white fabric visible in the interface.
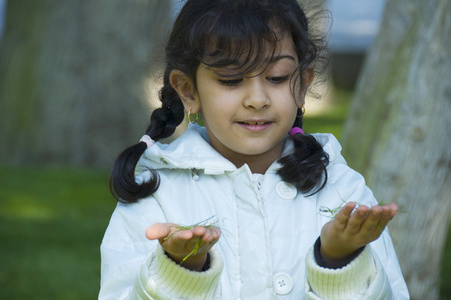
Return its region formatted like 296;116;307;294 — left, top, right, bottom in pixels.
100;124;409;299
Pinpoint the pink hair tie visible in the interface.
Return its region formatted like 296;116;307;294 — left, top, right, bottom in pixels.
289;127;304;137
139;135;155;148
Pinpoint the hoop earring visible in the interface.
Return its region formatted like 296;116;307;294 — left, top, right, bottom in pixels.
187;109;198;124
297;106;306;119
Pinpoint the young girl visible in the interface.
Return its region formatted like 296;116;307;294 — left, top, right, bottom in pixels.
100;0;409;299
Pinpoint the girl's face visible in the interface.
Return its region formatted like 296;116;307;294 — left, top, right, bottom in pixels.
180;36;305;173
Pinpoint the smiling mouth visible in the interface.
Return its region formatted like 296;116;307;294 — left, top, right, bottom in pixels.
240;121;269;125
237;121;273;132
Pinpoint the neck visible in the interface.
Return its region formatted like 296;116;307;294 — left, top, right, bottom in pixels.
225;147;283;174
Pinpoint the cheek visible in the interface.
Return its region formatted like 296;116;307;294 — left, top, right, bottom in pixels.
283;100;300;126
198;89;239;117
281;94;301;115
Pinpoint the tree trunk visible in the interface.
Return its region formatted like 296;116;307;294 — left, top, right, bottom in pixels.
341;0;451;299
0;0;171;167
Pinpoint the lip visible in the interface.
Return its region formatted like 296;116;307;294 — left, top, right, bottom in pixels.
236;120;273;132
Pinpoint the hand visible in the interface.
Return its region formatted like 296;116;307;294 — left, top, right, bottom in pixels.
320;202;398;263
146;223;221;271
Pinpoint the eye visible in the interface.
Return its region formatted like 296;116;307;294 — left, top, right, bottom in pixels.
267;76;290;84
218;79;243;86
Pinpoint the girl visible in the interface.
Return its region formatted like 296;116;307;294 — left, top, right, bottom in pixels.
100;0;409;299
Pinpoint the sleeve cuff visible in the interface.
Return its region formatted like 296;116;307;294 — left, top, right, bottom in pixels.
306;244;377;299
314;237;365;269
132;245;223;299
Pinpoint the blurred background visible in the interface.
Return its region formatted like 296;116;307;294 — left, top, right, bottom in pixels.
0;0;449;299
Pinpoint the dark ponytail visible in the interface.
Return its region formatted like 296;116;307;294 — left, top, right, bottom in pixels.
109;142;159;203
277;109;329;195
109;67;185;203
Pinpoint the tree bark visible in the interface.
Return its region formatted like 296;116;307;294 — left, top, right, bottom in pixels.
341;0;451;299
0;0;171;167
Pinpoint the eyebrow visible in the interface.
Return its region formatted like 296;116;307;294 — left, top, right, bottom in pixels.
209;54;296;67
270;55;297;63
205;53;297;75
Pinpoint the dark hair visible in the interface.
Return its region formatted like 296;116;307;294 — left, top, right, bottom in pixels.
110;0;329;203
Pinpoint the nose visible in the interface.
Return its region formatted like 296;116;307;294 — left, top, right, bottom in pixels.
243;78;270;110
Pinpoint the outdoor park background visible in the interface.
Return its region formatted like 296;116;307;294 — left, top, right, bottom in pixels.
0;0;450;299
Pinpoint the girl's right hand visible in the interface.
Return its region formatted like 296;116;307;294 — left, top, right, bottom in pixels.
145;223;221;272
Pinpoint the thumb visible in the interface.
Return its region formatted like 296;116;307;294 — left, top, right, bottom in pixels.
145;223;175;240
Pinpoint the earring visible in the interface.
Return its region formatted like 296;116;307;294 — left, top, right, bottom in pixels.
296;106;306;119
187;109;198;124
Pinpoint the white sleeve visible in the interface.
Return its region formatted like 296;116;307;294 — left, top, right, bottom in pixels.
130;246;223;299
99;201;223;299
304;236;409;300
305;245;378;299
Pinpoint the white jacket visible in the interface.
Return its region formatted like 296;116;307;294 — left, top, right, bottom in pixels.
100;124;409;299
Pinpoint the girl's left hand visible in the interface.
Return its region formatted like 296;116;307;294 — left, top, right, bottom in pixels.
320;202;398;264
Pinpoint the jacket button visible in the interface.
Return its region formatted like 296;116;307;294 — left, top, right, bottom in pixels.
273;273;293;295
276;182;297;200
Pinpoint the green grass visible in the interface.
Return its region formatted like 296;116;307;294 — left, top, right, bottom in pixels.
0;167;115;299
0;87;449;299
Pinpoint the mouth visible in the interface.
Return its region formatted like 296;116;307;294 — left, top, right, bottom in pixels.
237;120;273;132
239;121;270;125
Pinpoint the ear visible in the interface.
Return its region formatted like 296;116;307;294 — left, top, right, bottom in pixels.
169;70;200;113
298;67;314;107
302;67;315;88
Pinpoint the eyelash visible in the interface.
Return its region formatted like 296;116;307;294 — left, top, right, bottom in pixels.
219;79;243;86
268;76;290;84
218;76;290;86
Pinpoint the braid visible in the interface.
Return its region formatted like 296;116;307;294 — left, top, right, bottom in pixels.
109;67;186;203
277;108;329;195
147;68;185;141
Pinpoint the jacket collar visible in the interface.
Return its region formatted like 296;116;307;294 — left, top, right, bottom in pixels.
136;124;237;175
136;124;343;175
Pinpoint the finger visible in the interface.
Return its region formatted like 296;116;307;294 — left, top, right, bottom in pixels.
359;205;383;237
333;202;357;229
185;227;220;252
369;204;398;238
345;205;370;234
210;226;221;240
368;204;397;227
201;226;221;244
191;226;207;238
176;226;204;248
146;223;176;240
382;203;398;219
190;226;221;241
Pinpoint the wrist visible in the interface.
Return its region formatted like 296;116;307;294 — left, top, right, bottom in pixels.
320;247;352;263
315;237;365;269
165;251;209;272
